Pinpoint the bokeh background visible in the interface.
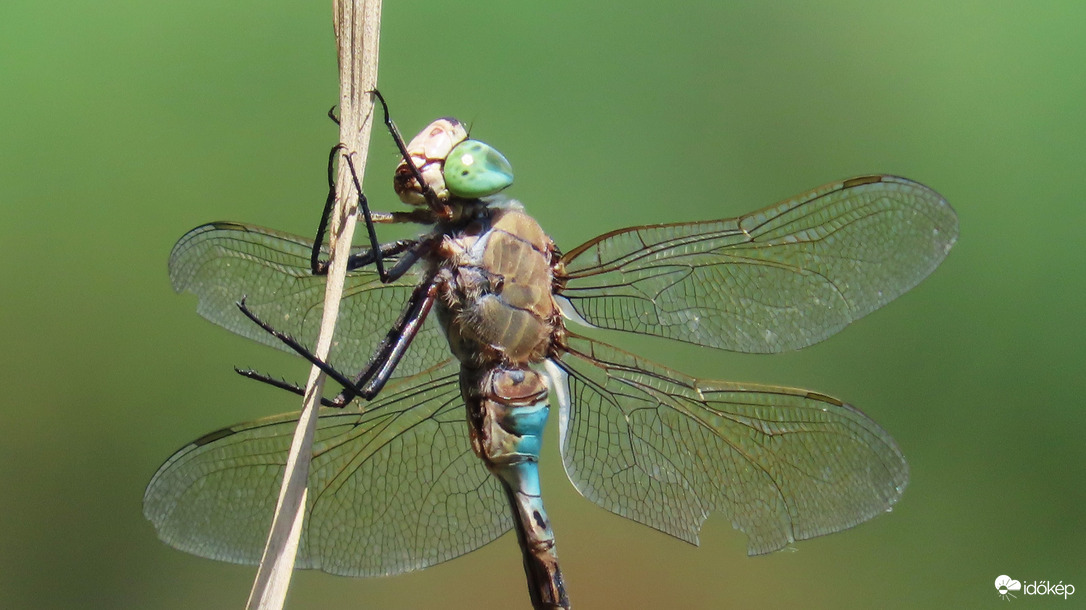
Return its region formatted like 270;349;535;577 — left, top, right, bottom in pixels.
2;1;1083;608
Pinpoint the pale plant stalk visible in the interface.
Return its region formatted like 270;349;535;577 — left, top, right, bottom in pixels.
245;1;382;608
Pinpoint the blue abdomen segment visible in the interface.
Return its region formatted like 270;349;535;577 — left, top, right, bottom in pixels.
462;365;568;608
492;401;548;496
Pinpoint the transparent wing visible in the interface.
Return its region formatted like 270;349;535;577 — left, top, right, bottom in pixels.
549;333;907;555
168;222;447;378
144;362;512;576
558;175;958;353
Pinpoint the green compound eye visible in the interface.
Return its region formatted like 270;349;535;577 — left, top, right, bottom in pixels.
444;139;514;198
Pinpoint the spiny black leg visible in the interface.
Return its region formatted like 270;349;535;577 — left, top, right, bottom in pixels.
234;270;423;405
344;238;416;271
324;277;439;405
372;241;424;281
234;368;343;408
235;275;438;407
370;90;416;184
340;151;393;282
313;90;444;278
235;298;364;392
312;142;425;283
370;89;440;208
311;91;403;275
310;145;391;278
310;143;345;275
312;152;423;275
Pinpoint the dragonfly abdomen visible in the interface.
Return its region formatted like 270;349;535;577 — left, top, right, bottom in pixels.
462;367;549;488
461;365;568;608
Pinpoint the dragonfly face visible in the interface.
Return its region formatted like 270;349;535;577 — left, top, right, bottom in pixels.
393;118;513;205
146;116;958;603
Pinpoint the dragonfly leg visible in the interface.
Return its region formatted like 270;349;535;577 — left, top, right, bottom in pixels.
235;297;368;395
234;275;439;407
325;276;439;405
309;143;345;275
370;89;441;210
314;90;450;279
232;368;343;408
311;143;435;281
311;144;387;279
343;238;417;271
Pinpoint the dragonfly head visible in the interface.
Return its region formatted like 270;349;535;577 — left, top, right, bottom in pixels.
395;118;514;206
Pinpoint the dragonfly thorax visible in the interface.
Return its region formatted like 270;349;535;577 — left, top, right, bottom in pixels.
433;203;559;368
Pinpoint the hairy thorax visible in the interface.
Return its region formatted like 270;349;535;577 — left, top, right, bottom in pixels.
434;203;559;368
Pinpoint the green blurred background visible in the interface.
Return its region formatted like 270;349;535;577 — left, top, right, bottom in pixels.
1;1;1083;608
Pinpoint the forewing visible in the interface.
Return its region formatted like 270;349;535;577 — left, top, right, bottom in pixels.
144;362;512;576
549;334;907;555
558;175;958;353
168;222;447;378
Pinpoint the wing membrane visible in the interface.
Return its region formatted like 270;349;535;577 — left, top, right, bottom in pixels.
144;362;511;576
549;333;907;555
558;175;958;353
169;222;448;379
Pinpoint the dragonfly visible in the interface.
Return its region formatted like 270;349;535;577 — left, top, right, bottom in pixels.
144;105;958;609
